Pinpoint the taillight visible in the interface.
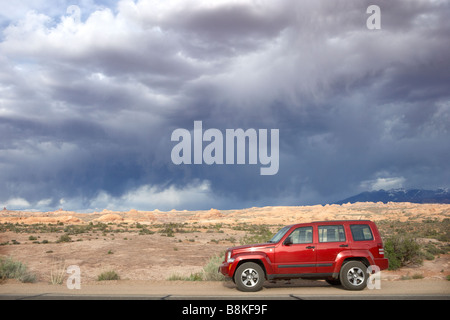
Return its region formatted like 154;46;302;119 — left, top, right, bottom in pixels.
377;243;384;256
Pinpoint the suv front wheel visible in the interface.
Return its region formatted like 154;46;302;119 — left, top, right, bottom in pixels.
339;261;368;291
234;262;265;292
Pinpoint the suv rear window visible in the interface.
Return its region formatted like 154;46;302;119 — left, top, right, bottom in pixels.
318;225;346;242
350;224;374;241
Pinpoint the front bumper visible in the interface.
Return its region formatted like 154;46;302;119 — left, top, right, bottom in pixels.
219;261;234;278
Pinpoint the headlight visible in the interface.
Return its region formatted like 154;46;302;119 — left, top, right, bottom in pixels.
226;250;234;262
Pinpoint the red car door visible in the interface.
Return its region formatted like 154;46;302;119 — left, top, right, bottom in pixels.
315;223;350;274
274;225;316;275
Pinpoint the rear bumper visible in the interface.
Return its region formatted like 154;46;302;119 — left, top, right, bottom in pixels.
375;258;389;271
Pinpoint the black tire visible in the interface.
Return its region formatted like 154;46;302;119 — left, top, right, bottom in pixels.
325;277;341;286
234;262;265;292
339;261;368;291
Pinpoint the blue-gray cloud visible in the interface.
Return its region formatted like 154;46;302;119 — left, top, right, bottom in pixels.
0;0;449;211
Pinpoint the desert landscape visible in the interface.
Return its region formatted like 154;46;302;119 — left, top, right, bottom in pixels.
0;202;449;290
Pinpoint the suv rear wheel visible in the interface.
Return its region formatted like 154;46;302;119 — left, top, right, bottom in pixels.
234;262;265;292
340;261;368;290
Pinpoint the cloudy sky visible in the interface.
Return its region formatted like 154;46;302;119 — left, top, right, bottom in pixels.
0;0;449;211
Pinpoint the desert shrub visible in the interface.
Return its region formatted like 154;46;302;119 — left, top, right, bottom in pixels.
158;223;188;237
159;224;175;237
187;272;204;281
50;259;66;285
56;234;72;243
97;270;120;281
384;235;422;270
202;254;225;281
239;225;274;245
0;256;36;283
138;227;155;235
167;273;202;281
401;273;424;280
167;274;186;281
167;254;225;281
64;225;93;235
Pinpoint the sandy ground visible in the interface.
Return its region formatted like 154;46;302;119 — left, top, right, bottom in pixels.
0;225;237;281
1;202;449;297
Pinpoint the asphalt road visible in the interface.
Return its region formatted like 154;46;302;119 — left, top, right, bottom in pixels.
0;293;448;300
1;279;449;300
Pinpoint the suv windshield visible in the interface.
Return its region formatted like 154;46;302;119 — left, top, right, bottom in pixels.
268;225;291;243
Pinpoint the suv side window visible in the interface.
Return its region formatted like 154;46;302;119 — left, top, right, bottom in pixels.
350;224;374;241
287;226;313;244
318;225;346;242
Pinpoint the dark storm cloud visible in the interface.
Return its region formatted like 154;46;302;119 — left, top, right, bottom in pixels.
156;1;292;60
0;0;449;210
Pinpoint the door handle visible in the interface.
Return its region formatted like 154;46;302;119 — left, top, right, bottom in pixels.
339;244;349;247
306;246;315;249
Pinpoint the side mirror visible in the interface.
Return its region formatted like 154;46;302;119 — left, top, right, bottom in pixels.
284;237;293;246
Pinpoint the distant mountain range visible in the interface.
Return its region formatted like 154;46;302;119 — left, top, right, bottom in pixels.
335;188;450;204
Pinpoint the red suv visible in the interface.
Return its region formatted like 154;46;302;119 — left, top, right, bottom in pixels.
219;220;388;291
